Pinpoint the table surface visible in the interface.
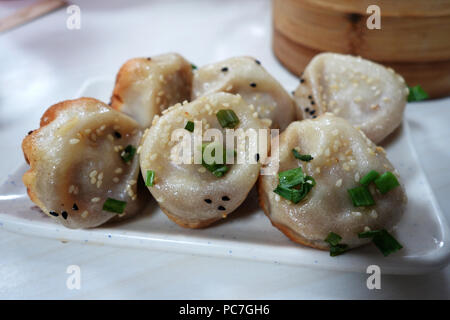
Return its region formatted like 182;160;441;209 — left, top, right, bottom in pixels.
0;0;449;299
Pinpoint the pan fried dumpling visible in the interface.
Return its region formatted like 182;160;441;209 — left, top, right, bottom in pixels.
22;98;146;229
192;56;296;130
258;114;406;250
294;53;408;144
111;53;193;128
140;92;269;228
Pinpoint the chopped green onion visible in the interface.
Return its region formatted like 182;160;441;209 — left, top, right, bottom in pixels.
273;185;303;204
360;170;380;186
102;197;127;214
273;171;315;204
278;167;304;188
347;186;375;207
407;85;429;102
374;171;400;194
325;232;342;246
120;145;136;163
216;109;240;128
184;121;194;132
324;232;349;256
292;149;314;162
191;63;197;70
145;170;155;187
358;229;403;256
201;142;231;178
329;244;349;257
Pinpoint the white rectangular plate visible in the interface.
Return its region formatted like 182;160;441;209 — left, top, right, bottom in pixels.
1;78;449;275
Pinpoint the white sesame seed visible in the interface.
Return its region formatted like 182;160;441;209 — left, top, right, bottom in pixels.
113;177;119;183
336;179;342;187
115;168;123;174
81;211;89;218
91;197;100;203
69;138;80;144
370;210;378;219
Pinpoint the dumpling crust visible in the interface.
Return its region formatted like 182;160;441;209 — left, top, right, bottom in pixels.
111;53;193;128
22;98;146;229
294;53;408;144
140;92;269;228
258;114;407;250
192;56;297;130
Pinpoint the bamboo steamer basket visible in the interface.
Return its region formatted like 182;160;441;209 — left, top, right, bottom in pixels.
273;0;450;98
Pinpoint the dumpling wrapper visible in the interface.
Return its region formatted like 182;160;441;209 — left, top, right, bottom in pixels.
294;53;408;144
22;98;147;229
140;92;269;228
192;56;297;131
111;53;193;128
258;113;407;250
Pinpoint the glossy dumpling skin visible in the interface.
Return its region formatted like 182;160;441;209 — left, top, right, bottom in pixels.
140;92;268;228
22;98;147;229
258;114;407;250
192;56;297;130
111;53;193;128
294;53;408;144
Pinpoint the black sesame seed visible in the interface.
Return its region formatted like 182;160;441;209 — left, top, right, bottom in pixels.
221;67;228;72
114;131;122;138
61;211;68;220
291;91;295;95
28;130;34;135
255;59;261;65
250;82;257;88
300;78;305;83
308;95;312;100
255;153;260;162
218;206;226;211
310;110;316;115
222;196;230;201
204;199;212;204
72;203;79;211
49;211;59;217
147;57;152;61
312;115;317;119
305;107;310;112
310;100;315;105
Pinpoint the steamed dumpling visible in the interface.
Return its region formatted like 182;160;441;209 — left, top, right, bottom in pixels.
294;53;408;143
22;98;147;229
111;53;193;128
140;92;269;228
192;56;297;130
258;113;407;250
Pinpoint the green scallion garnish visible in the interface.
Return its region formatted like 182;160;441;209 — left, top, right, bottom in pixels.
216;109;240;128
145;170;155;187
347;186;375;207
273;168;315;204
324;232;349;256
292;149;314;162
201;142;232;178
278;167;305;188
358;229;403;256
120;145;136;163
407;85;429;102
325;232;342;246
374;171;400;194
102;197;127;214
329;244;349;257
184;121;194;132
359;170;380;186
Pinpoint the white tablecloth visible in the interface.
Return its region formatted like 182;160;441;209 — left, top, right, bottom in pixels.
0;0;448;299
